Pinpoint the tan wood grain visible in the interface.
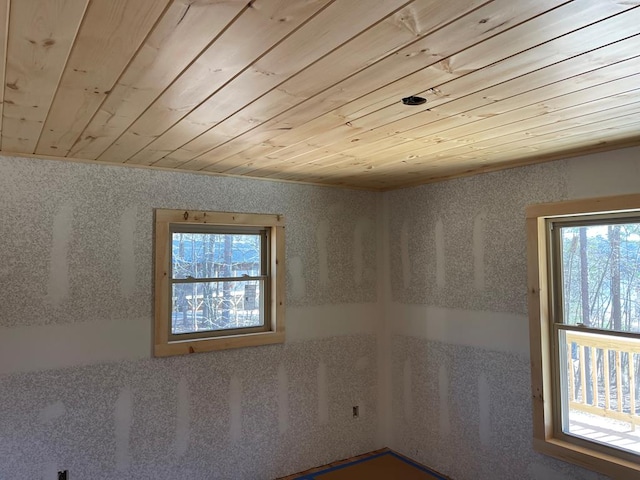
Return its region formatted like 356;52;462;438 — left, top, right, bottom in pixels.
34;0;170;157
220;1;640;176
68;0;256;160
186;0;569;173
2;0;89;153
0;0;10;136
95;0;343;163
148;0;490;168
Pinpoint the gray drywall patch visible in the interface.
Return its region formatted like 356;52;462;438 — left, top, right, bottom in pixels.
288;256;306;299
316;220;330;288
229;376;242;442
400;220;411;289
174;377;190;458
119;206;137;298
318;361;329;425
354;217;371;287
403;358;413;422
438;364;451;437
38;400;66;424
114;387;133;471
435;219;445;288
277;363;289;434
46;203;73;306
478;372;491;447
473;212;486;291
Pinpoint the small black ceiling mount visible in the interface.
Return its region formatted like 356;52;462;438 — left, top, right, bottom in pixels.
401;95;427;106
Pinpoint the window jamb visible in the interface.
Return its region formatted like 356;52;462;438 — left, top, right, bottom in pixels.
154;209;285;357
527;194;640;478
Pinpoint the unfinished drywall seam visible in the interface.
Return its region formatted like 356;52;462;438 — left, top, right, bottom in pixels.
473;212;487;291
277;363;289;434
438;364;451;437
435;219;445;288
114;387;133;471
316;220;330;288
119;206;137;298
229;376;242;442
318;362;329;425
478;372;491;447
402;358;413;422
46;203;73;306
400;220;410;289
174;377;190;457
288;256;306;299
376;194;393;447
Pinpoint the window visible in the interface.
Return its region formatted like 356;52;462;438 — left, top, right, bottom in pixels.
154;209;285;356
527;194;640;477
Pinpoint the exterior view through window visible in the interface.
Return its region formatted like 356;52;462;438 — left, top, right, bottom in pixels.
552;216;640;456
170;227;268;338
154;209;285;357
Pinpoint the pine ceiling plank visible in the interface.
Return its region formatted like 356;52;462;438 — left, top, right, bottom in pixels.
223;1;640;176
315;56;640;168
96;0;396;164
146;0;490;168
383;126;640;189
67;0;281;160
34;0;170;157
0;0;9;136
356;102;640;181
2;0;89;153
181;0;568;173
297;84;640;179
298;123;640;190
267;83;640;179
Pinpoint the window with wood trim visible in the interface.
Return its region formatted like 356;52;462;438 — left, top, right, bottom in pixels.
154;209;285;357
527;194;640;478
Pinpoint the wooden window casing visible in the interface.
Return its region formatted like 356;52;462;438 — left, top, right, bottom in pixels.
154;209;285;357
527;194;640;478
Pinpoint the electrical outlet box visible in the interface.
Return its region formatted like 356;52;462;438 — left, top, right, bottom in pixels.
58;470;69;480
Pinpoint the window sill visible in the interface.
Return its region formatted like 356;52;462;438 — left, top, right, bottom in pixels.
534;435;640;478
154;331;285;357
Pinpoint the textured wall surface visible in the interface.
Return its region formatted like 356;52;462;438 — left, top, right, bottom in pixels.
0;156;379;479
385;147;640;480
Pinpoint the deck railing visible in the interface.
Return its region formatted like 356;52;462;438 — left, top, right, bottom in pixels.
566;330;640;429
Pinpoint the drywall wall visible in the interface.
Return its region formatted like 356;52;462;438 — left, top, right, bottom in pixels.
0;155;380;479
384;146;640;480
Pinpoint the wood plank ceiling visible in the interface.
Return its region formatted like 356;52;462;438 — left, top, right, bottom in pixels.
1;0;640;190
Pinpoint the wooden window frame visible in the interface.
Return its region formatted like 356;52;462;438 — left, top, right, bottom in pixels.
527;193;640;478
154;209;285;357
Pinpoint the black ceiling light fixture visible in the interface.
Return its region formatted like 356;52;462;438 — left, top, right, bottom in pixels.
401;95;427;106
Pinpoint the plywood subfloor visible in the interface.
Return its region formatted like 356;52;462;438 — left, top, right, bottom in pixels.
279;449;450;480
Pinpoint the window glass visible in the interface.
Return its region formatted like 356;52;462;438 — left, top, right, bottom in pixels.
558;221;640;333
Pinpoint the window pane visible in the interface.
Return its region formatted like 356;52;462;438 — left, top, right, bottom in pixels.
559;222;640;333
171;280;263;334
560;329;640;455
171;232;262;279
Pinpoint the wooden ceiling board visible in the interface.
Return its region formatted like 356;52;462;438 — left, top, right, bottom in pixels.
222;0;640;177
147;0;491;168
0;0;9;136
2;0;89;153
68;0;252;159
282;81;640;181
189;0;569;174
100;0;408;164
34;0;171;157
121;0;417;167
351;65;640;168
0;0;639;189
